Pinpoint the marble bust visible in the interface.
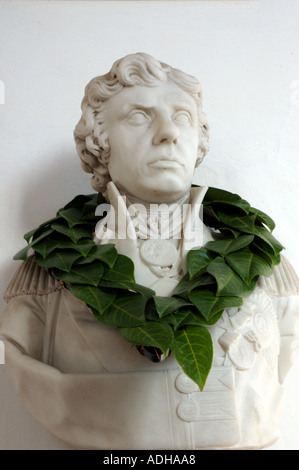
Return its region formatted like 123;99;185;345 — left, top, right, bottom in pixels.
1;53;299;450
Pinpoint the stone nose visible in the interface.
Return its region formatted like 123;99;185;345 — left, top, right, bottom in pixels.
152;114;179;145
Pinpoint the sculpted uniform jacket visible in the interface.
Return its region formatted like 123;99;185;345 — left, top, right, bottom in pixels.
1;185;299;450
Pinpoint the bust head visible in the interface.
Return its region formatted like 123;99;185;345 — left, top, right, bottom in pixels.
74;52;209;202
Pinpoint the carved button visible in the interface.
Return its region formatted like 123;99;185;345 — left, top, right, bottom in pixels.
175;373;199;393
140;239;178;267
177;400;200;422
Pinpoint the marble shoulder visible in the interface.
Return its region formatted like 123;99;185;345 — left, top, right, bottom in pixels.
258;255;299;297
3;256;63;303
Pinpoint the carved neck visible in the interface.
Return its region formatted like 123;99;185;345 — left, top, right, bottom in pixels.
118;188;191;240
121;189;191;211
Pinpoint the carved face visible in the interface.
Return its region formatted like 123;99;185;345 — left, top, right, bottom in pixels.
104;79;199;203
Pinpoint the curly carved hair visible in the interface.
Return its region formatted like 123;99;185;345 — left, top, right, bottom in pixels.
74;52;209;195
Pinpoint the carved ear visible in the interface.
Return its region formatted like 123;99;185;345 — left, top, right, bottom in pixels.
195;150;204;167
196;119;209;166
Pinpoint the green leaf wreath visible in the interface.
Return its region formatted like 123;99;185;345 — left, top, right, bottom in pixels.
14;187;284;390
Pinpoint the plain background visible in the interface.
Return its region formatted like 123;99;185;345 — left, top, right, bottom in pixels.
0;0;299;450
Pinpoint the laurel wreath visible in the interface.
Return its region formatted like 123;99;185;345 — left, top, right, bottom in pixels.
14;187;284;390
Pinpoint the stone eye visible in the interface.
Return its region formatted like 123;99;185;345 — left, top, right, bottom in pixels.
173;111;192;125
127;110;149;124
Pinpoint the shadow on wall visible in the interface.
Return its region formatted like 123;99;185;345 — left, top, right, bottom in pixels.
0;149;92;313
20;150;92;229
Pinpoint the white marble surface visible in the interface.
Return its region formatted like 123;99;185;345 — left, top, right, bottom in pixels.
0;0;299;450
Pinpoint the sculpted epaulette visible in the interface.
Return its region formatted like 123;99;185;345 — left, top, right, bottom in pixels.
258;255;299;297
3;256;63;303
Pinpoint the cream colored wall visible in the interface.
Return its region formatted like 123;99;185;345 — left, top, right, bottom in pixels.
0;0;299;450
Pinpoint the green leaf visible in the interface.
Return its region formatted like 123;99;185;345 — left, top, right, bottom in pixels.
82;202;104;222
217;211;257;234
30;228;55;246
252;240;281;268
253;226;284;256
32;238;63;259
57;239;96;257
23;217;58;243
171;308;224;330
14;227;56;260
102;254;135;282
202;206;222;230
189;289;243;320
52;262;104;287
153;296;193;318
119;322;174;356
169;309;206;329
98;292;147;327
58;206;85;228
203;187;251;214
171;326;213;391
204;234;254;257
51;221;91;244
219;227;241;239
24;227;42;244
216;212;284;257
99;279;155;300
62;194;94;210
250;207;276;232
13;245;31;261
207;257;256;297
225;246;274;284
172;273;215;297
36;250;82;272
74;193;98;208
128;283;155;300
187;248;215;280
69;284;116;315
85;244;118;268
